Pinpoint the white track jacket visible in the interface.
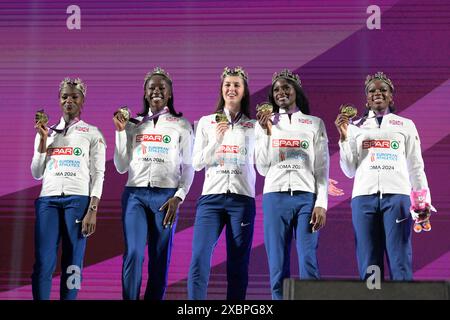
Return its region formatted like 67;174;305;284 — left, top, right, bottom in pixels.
339;111;431;202
255;109;329;209
31;118;106;199
192;112;256;198
114;113;194;201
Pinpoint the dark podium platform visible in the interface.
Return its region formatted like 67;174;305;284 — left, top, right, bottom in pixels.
283;279;450;300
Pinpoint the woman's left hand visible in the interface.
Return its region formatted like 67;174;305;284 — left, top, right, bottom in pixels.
328;179;344;196
82;208;97;237
310;207;327;232
160;197;182;228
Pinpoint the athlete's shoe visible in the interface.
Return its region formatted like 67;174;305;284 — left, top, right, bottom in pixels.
413;223;423;233
421;220;431;232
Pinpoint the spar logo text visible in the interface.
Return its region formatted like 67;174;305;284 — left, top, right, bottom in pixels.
217;145;247;155
362;140;399;149
47;147;73;156
136;134;171;143
136;134;162;143
272;139;309;149
218;145;239;153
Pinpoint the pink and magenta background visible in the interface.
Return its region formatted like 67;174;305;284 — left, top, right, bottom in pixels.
0;0;449;299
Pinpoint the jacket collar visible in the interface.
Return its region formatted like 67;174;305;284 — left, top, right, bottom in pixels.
279;107;300;115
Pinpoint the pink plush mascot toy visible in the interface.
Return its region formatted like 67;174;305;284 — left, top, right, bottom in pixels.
410;189;435;233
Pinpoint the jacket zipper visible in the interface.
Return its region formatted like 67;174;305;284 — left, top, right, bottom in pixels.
148;120;156;187
289;114;293;195
228;124;235;192
377;120;382;199
289;171;293;196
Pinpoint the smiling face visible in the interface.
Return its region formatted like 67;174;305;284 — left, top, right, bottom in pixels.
366;80;393;114
222;75;244;113
145;75;172;114
272;78;296;110
59;85;84;120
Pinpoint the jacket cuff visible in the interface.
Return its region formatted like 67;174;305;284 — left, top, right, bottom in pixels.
314;198;328;210
90;190;102;200
174;189;186;202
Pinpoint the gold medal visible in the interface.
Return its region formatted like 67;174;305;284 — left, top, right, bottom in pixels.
118;107;131;122
256;102;273;114
215;112;228;123
339;104;357;119
35;109;49;126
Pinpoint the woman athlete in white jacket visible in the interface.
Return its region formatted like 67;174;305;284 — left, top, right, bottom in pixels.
187;67;256;300
335;72;434;280
113;68;194;300
255;69;329;300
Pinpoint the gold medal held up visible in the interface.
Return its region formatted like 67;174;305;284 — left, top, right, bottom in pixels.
215;112;228;124
118;107;131;122
35;109;49;127
339;104;357;119
256;102;273;115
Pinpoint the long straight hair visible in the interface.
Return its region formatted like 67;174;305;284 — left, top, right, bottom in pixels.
215;77;251;118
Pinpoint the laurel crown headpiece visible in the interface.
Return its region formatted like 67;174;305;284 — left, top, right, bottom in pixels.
272;69;302;87
59;77;87;97
144;67;172;87
221;66;248;82
365;71;394;93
